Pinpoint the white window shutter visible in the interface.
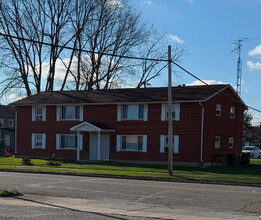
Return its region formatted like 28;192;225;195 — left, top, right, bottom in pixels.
144;105;148;121
32;133;36;149
160;135;165;153
42;134;46;149
32;106;36;121
142;135;147;152
80;106;83;121
116;135;121;152
56;134;60;150
175;103;180;121
80;134;83;150
174;135;179;153
161;104;166;121
42;106;46;121
117;105;121;121
56;106;61;121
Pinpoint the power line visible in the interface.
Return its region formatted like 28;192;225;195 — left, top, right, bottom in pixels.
1;32;261;114
0;32;169;63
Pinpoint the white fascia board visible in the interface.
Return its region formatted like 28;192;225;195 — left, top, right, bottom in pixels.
70;122;102;132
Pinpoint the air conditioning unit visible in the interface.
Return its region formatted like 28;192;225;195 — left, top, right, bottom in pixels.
35;115;43;121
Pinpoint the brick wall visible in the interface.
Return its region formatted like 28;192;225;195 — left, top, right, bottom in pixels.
16;87;245;163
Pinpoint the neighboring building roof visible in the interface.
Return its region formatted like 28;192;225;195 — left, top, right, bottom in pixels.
0;105;15;117
10;84;244;106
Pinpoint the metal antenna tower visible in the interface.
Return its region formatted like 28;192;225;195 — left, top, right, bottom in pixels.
231;37;248;96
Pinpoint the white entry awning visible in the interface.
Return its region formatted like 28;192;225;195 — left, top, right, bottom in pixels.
70;122;115;132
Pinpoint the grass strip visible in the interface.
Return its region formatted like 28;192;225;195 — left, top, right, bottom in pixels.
0;189;23;197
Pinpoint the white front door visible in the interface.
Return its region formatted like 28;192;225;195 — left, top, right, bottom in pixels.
89;133;110;160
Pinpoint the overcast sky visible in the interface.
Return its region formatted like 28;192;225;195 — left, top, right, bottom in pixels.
131;0;261;124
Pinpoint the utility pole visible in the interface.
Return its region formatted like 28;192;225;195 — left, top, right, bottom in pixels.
231;38;247;96
168;45;173;176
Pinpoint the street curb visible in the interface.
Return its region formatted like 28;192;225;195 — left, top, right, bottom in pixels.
0;168;261;188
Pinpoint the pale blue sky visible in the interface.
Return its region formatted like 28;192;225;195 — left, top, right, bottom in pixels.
131;0;261;124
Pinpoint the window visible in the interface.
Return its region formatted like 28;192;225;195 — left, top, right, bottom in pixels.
32;106;46;121
230;107;235;118
216;104;221;116
32;133;46;149
0;119;3;128
160;135;179;153
229;137;234;149
215;136;220;148
116;135;147;152
161;103;180;121
60;135;77;149
5;135;10;146
8;119;14;128
122;105;144;120
35;107;43;121
61;106;80;120
166;104;176;119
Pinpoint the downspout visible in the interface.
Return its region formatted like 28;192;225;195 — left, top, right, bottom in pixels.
199;102;204;163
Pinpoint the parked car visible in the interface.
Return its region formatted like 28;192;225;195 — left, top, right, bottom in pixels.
242;146;261;158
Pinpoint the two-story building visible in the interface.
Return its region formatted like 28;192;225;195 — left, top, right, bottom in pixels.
11;84;246;166
0;105;15;154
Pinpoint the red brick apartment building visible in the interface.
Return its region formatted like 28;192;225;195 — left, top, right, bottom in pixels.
11;84;246;166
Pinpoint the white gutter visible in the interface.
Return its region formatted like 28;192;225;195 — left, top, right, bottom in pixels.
199;102;204;163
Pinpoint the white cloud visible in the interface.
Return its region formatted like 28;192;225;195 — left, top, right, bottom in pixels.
248;45;261;56
106;0;123;9
252;112;261;125
187;0;194;3
186;80;226;86
167;34;184;44
141;0;151;6
246;61;261;71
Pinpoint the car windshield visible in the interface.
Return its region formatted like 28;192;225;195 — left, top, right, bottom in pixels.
243;147;255;150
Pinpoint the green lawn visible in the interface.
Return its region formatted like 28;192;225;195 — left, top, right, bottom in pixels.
0;156;260;185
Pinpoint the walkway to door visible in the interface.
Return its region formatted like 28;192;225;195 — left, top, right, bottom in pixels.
70;122;115;161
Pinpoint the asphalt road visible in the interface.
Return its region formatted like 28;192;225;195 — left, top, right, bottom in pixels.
0;171;260;220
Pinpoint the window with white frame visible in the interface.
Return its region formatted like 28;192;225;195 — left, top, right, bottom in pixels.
216;104;221;116
32;106;46;121
160;135;179;153
0;119;3;128
122;105;144;120
215;136;220;148
229;137;234;149
32;133;46;149
230;107;235;118
60;134;77;149
61;106;80;120
56;134;83;150
8;119;14;128
5;135;10;146
116;135;147;152
161;103;180;121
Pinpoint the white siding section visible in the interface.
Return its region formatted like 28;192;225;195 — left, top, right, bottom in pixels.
56;106;61;121
144;104;148;121
31;133;36;149
32;107;36;121
116;135;121;152
160;135;165;153
56;134;60;150
42;134;46;149
161;104;166;121
174;135;179;153
79;106;83;121
42;106;46;121
117;105;121;121
175;103;180;121
142;135;147;152
80;134;83;150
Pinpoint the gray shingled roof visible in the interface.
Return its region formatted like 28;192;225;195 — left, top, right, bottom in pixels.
10;84;239;106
